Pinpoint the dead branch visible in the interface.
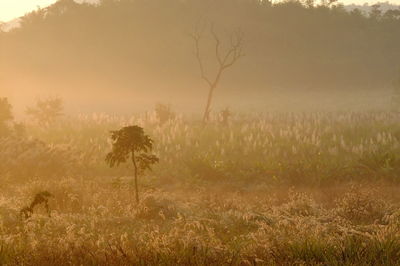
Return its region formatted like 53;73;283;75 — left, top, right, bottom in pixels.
190;23;245;122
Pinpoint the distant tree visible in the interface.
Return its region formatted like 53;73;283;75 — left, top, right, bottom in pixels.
0;98;13;123
370;4;382;20
106;125;159;203
155;103;175;125
303;0;315;8
190;24;244;123
0;98;13;136
320;0;337;7
26;97;64;126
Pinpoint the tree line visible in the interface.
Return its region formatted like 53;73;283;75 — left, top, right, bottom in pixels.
1;0;400;98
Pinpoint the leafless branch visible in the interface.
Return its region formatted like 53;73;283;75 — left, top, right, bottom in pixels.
190;23;245;122
221;30;245;69
211;24;223;66
189;25;212;87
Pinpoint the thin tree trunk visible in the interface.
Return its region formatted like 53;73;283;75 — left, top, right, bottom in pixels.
202;86;215;122
131;151;139;204
202;70;223;123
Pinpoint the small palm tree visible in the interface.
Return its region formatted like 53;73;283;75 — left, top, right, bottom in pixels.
105;125;159;203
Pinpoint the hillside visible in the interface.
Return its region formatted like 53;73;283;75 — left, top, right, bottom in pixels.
1;0;400;112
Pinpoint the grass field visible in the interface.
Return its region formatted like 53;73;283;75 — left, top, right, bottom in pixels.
1;111;400;265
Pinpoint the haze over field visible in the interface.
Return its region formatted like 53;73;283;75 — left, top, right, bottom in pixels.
1;1;400;264
1;0;400;116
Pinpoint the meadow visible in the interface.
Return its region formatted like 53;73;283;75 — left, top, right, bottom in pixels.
1;111;400;265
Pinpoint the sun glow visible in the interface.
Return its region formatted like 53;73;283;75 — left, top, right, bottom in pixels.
1;0;400;22
0;0;57;22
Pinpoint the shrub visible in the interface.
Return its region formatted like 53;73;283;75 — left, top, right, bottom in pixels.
155;103;175;125
0;137;81;179
335;186;390;224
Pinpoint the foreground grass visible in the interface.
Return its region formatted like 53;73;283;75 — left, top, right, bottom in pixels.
1;176;400;265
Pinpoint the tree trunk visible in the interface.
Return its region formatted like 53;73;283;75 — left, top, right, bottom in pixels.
202;69;223;123
131;151;139;204
202;86;215;122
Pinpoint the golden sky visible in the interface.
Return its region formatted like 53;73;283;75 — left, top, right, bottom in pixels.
0;0;399;22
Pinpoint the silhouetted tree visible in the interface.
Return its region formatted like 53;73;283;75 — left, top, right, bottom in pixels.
106;125;159;203
190;24;244;122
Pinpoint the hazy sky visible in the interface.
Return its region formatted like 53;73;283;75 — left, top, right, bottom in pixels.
0;0;57;21
0;0;399;22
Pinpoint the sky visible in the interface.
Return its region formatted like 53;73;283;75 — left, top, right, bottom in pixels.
0;0;399;22
0;0;57;22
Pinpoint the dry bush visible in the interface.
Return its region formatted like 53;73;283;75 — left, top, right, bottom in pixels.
135;193;178;220
334;185;392;224
279;190;321;217
0;137;81;180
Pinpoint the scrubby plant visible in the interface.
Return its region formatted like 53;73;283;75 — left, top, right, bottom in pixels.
136;194;177;220
219;107;232;126
335;186;390;224
155;103;175;125
106;125;159;203
20;191;54;219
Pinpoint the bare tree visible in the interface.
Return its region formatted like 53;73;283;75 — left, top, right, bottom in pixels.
190;24;244;123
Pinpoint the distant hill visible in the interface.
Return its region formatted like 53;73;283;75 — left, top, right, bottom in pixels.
1;0;400;112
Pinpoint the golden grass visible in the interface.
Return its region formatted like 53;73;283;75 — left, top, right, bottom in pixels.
0;111;399;265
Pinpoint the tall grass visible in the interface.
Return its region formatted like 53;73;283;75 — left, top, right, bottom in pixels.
24;111;400;184
0;111;399;265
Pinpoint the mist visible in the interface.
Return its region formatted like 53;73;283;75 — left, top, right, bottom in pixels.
1;0;400;265
2;0;399;115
